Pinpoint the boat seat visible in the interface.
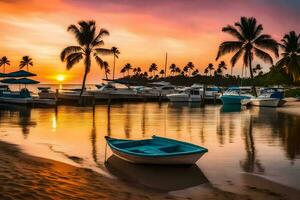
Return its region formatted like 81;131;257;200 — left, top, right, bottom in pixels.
158;144;180;153
127;146;165;154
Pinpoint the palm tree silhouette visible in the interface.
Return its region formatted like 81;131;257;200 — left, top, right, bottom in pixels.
253;64;262;75
159;69;165;77
216;17;278;96
19;56;33;71
0;56;10;73
216;61;227;76
60;20;112;98
276;31;300;81
169;63;177;76
111;46;120;80
185;62;195;76
120;67;126;77
175;66;181;75
149;63;158;76
205;63;214;76
123;63;132;76
192;69;199;76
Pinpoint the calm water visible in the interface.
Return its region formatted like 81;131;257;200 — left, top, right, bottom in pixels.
0;102;300;192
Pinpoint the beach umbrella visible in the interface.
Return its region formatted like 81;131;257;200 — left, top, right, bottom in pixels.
12;78;39;84
6;70;36;78
0;78;17;84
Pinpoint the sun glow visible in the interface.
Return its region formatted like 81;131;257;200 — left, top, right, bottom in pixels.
56;74;65;82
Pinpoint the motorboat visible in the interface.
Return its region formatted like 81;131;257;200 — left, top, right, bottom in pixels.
93;83;139;100
166;87;202;102
38;87;56;99
148;81;177;98
247;87;286;107
220;86;253;105
190;84;221;100
105;135;208;165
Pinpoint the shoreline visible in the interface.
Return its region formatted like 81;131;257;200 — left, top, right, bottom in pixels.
277;98;300;116
1;141;300;199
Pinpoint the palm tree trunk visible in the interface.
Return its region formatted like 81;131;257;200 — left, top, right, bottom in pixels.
248;58;257;97
113;55;116;80
105;71;108;80
80;52;91;100
3;65;5;73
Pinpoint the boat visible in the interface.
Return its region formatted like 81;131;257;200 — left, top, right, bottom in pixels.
220;86;253;105
38;87;56;99
166;87;202;102
105;135;208;165
148;81;176;98
93;83;140;100
248;88;286;107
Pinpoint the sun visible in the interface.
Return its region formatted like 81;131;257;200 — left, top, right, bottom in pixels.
56;74;65;82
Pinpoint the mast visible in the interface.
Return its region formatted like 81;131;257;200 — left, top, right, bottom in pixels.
164;52;168;78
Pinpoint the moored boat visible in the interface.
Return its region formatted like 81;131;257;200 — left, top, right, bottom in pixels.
105;135;208;165
220;86;253;105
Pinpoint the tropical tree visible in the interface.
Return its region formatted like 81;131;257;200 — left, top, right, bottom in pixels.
253;64;262;75
111;46;120;80
185;62;195;76
19;56;33;71
0;56;10;73
276;31;300;81
120;67;126;77
149;63;158;76
123;63;132;76
159;69;165;77
133;67;142;76
175;67;181;75
216;61;227;76
60;20;112;98
204;68;209;76
205;63;214;76
169;63;177;76
183;66;189;76
216;17;278;96
102;61;110;79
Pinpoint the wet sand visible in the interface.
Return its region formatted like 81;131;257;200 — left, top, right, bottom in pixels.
1;141;300;200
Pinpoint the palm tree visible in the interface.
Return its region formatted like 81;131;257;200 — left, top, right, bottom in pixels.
175;67;181;75
183;66;189;76
216;17;278;96
205;63;214;76
276;31;300;81
103;61;110;79
149;63;158;76
19;56;33;71
120;67;126;77
253;64;262;75
60;20;112;98
0;56;10;73
186;62;195;76
169;63;177;76
204;68;209;76
216;61;227;76
159;69;165;77
111;46;120;80
123;63;132;76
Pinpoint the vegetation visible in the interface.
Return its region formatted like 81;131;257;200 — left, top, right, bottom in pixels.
60;20;112;98
0;56;10;73
111;46;120;80
216;17;279;96
19;56;33;71
276;31;300;81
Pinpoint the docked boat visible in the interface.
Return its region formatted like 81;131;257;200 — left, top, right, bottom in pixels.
248;88;286;107
105;135;208;165
148;81;176;98
220;86;253;105
38;87;56;99
93;83;140;100
166;87;202;102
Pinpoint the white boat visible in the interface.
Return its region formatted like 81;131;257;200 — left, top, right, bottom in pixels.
190;84;221;100
58;88;92;100
248;88;286;107
38;87;56;99
148;81;176;98
167;87;202;102
93;83;139;100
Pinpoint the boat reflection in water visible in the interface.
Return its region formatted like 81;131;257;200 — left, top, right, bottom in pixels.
105;155;208;191
220;105;243;113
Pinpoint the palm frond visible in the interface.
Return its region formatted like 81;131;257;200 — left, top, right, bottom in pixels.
230;48;243;67
65;53;83;70
254;47;273;64
94;48;112;55
61;46;82;61
222;25;244;41
94;54;104;68
68;24;84;46
216;41;243;60
254;34;279;57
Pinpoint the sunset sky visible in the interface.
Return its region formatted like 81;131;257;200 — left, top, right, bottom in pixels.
0;0;299;83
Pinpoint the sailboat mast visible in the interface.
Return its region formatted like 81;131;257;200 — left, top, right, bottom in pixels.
164;52;168;78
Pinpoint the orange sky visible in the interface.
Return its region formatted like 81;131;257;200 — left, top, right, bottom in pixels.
0;0;299;83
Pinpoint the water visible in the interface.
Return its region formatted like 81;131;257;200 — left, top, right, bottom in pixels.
0;102;299;192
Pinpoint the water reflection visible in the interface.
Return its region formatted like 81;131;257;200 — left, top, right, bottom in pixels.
106;155;208;191
0;104;36;139
91;107;99;166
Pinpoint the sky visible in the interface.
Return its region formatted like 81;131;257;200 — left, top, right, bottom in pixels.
0;0;299;83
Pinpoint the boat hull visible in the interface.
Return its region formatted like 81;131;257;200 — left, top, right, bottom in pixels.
250;98;280;107
220;95;251;105
110;147;206;165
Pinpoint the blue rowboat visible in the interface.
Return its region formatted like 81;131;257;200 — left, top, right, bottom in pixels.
105;136;208;165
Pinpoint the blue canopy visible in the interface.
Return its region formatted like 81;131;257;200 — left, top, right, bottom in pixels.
1;78;39;84
6;70;36;78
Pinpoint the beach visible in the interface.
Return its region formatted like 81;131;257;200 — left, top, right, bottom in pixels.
1;141;300;200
